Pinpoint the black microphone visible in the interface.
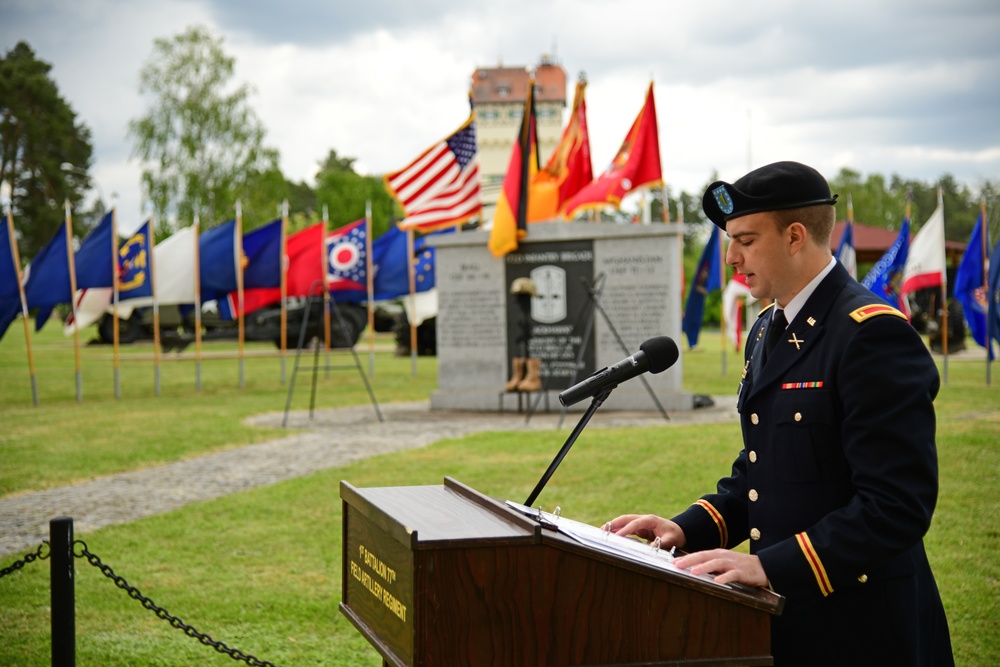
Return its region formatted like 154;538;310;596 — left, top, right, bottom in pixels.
558;336;679;407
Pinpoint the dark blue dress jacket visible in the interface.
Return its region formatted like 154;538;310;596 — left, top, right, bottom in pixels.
672;262;953;665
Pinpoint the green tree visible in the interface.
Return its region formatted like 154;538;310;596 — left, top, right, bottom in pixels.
128;25;284;232
830;168;910;230
0;41;94;259
314;149;396;237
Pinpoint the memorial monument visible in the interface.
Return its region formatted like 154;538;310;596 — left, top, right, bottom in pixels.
429;222;691;413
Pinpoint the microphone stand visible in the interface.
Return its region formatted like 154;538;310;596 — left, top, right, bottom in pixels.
524;385;614;507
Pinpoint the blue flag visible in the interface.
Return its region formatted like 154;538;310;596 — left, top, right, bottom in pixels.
1;216;23;341
369;225;408;300
241;218;282;289
862;217;910;310
24;223;73;331
199;219;239;301
118;220;154;301
369;225;445;301
411;238;438;293
682;226;722;349
987;239;1000;362
954;213;990;349
75;211;115;290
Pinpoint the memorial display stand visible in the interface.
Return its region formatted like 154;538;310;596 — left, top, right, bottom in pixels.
341;477;784;667
282;283;382;427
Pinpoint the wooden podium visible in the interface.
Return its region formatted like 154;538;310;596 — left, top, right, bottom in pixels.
340;477;784;666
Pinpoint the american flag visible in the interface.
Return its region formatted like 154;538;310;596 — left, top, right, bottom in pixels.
326;219;367;293
384;113;482;232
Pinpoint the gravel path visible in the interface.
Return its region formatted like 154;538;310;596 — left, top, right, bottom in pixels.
0;398;738;558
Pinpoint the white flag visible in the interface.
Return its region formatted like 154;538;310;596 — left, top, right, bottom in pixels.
118;226;197;318
63;288;112;335
901;201;946;297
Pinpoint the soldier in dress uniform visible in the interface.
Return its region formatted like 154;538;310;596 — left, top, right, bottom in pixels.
609;161;953;665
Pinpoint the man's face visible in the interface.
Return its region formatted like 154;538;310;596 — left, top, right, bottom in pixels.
725;212;792;304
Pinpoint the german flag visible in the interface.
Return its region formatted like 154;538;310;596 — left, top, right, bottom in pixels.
488;79;538;258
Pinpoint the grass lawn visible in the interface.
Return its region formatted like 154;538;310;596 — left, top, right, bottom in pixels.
0;322;998;666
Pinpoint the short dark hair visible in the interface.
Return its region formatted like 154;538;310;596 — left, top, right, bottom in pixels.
773;205;836;247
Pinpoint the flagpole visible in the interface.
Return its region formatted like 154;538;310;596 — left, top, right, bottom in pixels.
718;226;727;376
905;199;912;323
983;201;991;386
321;204;331;377
280;200;289;384
193;213;203;391
6;207;39;405
149;217;161;396
677;203;686;322
938;188;948;385
111;206;121;399
406;227;418;376
365;200;376;377
64;200;83;402
236;201;245;388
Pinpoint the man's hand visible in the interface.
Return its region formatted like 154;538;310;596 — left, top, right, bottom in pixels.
606;514;686;549
674;549;769;588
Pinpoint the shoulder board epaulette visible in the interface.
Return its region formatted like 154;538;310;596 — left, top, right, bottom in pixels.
757;302;776;318
849;304;906;322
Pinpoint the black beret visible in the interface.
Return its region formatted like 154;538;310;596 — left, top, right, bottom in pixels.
702;161;838;230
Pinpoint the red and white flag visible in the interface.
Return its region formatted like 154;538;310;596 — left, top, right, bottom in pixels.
722;273;755;351
901;196;946;298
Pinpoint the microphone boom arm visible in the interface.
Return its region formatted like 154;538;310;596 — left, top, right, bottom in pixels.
523;385;615;508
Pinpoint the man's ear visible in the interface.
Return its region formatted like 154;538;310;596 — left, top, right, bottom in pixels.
787;221;808;255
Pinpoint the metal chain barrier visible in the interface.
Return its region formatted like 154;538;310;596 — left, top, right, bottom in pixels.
0;541;49;579
72;540;284;667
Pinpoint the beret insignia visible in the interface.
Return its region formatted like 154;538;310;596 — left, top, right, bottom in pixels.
712;184;734;215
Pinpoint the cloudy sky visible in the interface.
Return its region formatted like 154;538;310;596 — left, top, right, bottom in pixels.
3;0;999;233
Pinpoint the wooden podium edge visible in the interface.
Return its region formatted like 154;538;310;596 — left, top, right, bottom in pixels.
341;479;420;550
339;602;407;667
441;476;785;616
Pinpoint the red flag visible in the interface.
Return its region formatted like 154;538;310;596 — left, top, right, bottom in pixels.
222;223;325;316
527;80;593;221
489;80;538;257
563;82;662;218
286;223;325;296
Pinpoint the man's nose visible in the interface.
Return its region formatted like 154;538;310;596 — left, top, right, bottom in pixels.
725;241;738;266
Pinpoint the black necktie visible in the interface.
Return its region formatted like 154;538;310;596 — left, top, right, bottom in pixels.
765;309;787;360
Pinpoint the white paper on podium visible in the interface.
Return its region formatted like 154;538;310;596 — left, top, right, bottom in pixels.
505;500;731;590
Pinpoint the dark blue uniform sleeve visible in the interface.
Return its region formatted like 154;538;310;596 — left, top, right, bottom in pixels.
757;313;940;604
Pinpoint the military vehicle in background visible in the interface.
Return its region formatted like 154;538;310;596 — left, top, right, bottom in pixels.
95;298;368;351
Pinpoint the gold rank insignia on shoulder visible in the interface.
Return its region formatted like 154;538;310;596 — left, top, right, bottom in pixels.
849;304;907;322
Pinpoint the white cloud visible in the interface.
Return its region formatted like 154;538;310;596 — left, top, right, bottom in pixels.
3;0;999;238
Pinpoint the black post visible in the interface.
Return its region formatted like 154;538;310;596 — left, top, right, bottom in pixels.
50;516;75;667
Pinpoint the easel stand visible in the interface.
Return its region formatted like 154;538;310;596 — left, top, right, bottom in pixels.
527;273;670;427
282;282;383;427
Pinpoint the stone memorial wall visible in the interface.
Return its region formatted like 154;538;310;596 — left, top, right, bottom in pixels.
429;222;691;412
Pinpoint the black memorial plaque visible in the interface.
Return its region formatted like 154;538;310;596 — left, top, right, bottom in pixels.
504;240;595;390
